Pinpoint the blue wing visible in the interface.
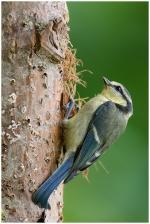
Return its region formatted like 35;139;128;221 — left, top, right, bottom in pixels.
64;101;125;183
64;126;101;183
32;153;75;208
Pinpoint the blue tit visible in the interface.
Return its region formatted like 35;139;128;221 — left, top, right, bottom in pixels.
32;77;133;209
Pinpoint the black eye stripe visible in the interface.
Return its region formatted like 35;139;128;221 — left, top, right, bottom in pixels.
115;85;122;93
114;85;128;101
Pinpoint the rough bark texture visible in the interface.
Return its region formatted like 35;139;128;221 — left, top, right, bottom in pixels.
2;2;69;222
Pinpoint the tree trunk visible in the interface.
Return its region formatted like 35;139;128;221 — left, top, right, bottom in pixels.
2;2;69;222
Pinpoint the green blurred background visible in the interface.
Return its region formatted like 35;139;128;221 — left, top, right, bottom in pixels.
64;2;148;222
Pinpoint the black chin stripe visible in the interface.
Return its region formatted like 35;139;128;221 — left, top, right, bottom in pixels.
115;101;132;114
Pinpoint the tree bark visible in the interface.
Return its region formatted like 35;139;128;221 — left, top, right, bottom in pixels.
2;2;69;222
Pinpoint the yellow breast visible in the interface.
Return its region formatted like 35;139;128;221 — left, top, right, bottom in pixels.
63;95;108;152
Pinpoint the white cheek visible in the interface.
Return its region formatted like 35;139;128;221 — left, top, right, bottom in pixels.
111;88;120;97
110;87;121;98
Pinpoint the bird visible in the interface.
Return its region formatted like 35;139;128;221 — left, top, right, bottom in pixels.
32;77;133;209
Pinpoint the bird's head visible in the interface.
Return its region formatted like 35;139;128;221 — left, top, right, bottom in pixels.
101;77;133;116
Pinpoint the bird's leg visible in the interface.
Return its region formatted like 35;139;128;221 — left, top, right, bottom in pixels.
62;98;80;130
64;99;75;119
64;98;80;119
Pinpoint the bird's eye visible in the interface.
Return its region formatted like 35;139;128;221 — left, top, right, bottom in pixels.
115;86;122;92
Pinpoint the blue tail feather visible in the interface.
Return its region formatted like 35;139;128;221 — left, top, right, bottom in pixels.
32;154;74;209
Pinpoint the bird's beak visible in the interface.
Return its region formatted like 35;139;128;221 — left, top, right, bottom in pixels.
103;77;112;86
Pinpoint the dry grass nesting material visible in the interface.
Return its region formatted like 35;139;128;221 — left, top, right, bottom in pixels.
62;47;91;105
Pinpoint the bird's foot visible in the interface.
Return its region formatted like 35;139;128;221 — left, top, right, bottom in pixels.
64;98;80;119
